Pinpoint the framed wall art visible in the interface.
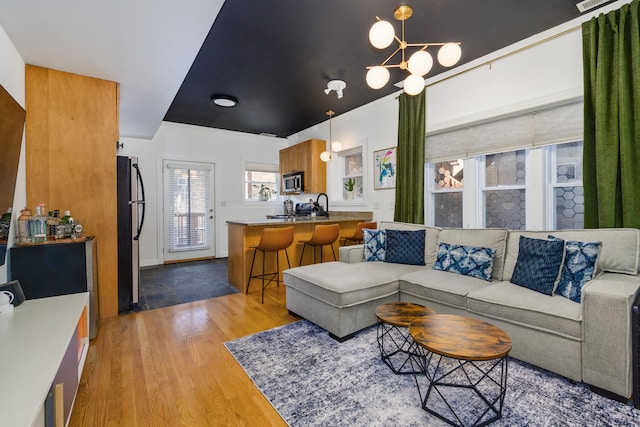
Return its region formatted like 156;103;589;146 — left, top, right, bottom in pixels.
373;147;396;189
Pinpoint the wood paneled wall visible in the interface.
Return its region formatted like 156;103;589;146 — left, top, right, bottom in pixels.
25;65;119;318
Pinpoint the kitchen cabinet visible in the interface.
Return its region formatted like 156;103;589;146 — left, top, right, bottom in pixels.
26;65;119;319
0;293;89;427
10;237;99;339
279;139;326;194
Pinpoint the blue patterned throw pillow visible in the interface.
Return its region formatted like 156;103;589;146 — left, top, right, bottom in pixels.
363;229;386;262
384;229;425;266
510;236;564;296
549;235;601;303
433;243;496;282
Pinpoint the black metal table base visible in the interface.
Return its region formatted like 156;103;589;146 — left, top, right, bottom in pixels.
411;347;509;427
376;320;422;374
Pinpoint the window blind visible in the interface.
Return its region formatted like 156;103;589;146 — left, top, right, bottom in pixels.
425;100;583;162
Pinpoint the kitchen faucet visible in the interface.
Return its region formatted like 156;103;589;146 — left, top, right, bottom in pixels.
316;193;329;216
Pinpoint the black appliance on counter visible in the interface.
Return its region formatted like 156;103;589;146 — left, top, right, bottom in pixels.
295;202;328;217
117;156;146;312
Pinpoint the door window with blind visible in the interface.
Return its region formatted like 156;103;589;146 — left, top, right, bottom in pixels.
163;160;215;262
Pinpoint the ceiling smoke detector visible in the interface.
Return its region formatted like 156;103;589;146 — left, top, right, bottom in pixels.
324;80;346;99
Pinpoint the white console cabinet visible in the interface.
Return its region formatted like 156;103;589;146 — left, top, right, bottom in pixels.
0;293;89;427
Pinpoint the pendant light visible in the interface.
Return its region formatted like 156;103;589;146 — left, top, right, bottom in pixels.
321;110;342;162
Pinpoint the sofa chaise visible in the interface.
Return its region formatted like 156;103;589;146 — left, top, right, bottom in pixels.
283;221;640;400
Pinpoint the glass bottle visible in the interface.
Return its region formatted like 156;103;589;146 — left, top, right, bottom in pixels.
29;205;48;242
0;207;12;240
17;207;32;243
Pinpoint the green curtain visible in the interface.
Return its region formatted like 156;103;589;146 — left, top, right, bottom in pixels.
583;0;640;228
394;91;426;224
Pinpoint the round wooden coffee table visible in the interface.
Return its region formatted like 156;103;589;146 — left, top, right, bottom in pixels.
375;302;435;374
409;314;512;427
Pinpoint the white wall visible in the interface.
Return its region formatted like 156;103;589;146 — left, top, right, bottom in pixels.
118;122;288;266
121;1;626;267
289;24;584;231
0;24;26;281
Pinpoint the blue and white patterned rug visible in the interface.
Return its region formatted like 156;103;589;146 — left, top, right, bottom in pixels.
224;320;640;426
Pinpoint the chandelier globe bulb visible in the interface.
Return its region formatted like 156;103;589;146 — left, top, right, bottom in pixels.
403;74;425;96
407;50;433;76
369;20;395;49
366;66;390;89
438;43;462;67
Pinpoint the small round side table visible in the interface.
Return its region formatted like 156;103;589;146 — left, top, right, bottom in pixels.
375;302;435;374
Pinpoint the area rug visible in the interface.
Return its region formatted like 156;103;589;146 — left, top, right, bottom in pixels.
225;320;640;427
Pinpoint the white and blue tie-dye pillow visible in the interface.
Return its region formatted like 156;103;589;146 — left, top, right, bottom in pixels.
363;229;386;262
432;242;496;282
549;235;601;303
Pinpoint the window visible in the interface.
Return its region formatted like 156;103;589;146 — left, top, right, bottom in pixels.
428;160;464;227
340;148;363;201
244;162;279;201
549;141;584;229
483;150;526;230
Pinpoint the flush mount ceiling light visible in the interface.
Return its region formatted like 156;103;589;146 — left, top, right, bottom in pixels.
324;79;347;99
366;5;462;96
211;94;238;107
320;110;342;162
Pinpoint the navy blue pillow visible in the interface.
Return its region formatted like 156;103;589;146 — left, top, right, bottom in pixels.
510;236;564;295
384;229;425;266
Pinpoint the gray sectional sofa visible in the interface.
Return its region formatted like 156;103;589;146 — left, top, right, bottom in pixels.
283;221;640;399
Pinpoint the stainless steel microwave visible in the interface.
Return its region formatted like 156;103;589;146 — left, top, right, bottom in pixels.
283;171;304;193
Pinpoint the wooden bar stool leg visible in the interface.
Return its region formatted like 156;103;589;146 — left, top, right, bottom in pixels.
330;243;336;261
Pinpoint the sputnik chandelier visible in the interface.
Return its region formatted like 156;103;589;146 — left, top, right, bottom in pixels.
366;5;462;96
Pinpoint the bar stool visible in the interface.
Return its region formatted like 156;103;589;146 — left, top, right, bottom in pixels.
342;221;377;246
246;226;294;304
299;223;340;265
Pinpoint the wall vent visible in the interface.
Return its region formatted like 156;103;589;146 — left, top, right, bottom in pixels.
576;0;612;13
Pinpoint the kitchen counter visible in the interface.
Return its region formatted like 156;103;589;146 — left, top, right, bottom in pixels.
227;211;373;291
227;212;372;226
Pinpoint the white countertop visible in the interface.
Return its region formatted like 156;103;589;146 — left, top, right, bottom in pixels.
0;293;89;427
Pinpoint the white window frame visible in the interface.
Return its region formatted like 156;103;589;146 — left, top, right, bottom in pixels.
332;144;367;206
243;161;280;205
479;149;529;230
545;140;584;230
426;159;464;227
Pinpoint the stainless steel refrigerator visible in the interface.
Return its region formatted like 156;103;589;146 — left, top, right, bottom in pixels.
117;156;146;312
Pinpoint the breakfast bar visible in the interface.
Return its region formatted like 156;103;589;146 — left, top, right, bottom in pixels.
227;212;373;290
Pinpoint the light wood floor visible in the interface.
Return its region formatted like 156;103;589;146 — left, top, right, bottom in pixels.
70;284;296;426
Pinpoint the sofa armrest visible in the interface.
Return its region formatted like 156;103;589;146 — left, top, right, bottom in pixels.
339;244;364;263
582;272;640;398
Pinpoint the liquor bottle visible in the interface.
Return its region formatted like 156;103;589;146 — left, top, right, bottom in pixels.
0;207;12;240
61;210;74;238
29;205;48;242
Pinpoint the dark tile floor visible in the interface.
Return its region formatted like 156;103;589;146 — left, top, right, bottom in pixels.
138;258;239;311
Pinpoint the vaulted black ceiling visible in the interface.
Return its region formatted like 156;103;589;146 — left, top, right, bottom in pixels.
163;1;606;138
